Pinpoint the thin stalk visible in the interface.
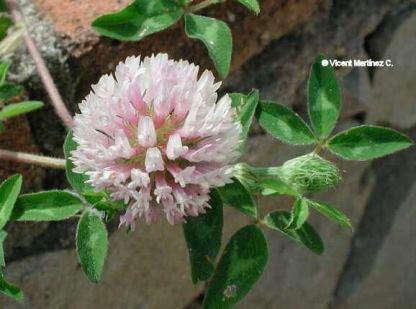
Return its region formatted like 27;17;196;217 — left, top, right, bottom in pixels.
5;0;74;128
187;0;225;13
0;149;66;169
250;166;281;178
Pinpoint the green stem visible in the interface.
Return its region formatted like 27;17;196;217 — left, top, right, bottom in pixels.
0;149;66;169
187;0;226;13
249;166;281;178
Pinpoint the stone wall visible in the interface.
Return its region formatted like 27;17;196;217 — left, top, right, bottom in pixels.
0;0;415;308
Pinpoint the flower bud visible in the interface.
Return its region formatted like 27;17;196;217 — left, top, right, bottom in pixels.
279;153;340;193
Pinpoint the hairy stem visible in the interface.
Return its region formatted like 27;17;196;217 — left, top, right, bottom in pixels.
250;166;281;178
187;0;226;13
5;0;74;128
0;149;66;169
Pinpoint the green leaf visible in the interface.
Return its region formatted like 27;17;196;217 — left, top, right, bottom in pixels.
0;83;22;101
0;121;4;133
0;101;43;121
64;131;93;193
0;230;7;266
0;15;12;41
229;91;259;151
327;125;413;160
185;13;232;79
229;93;246;109
91;0;183;41
76;210;108;283
203;225;268;308
288;198;309;230
259;177;298;197
0;61;10;85
0;272;23;301
12;190;83;221
307;55;340;139
217;178;257;219
236;0;260;14
307;199;351;229
257;101;316;145
264;211;324;255
183;189;223;284
82;190;106;205
0;1;7;12
238;90;259;146
0;174;22;230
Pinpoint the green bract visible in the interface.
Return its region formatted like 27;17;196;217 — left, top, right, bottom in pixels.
235;90;259;149
231;162;260;193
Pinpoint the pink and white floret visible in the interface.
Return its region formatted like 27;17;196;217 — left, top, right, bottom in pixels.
71;54;242;228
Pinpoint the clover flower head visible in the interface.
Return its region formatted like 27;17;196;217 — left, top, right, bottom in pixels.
71;54;242;228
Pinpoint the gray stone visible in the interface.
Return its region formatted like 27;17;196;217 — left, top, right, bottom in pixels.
368;10;416;128
339;183;416;309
